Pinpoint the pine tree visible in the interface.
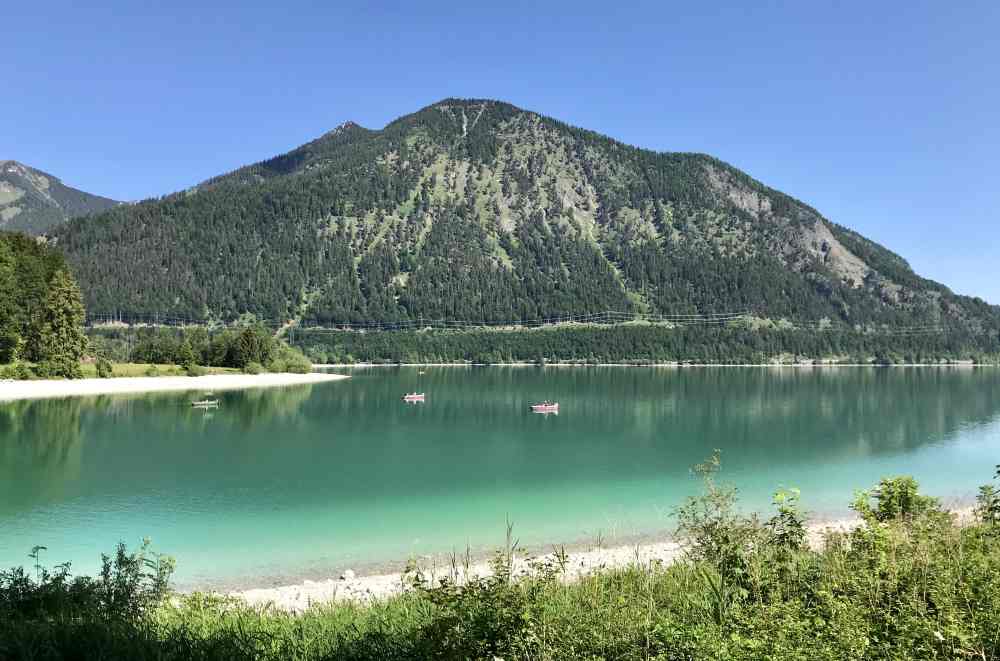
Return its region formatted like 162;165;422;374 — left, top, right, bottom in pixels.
30;268;88;378
178;339;197;368
0;239;20;362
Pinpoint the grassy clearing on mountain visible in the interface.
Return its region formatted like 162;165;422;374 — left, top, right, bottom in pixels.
3;465;1000;660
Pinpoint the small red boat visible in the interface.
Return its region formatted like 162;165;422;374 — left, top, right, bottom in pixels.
402;392;425;402
530;401;559;413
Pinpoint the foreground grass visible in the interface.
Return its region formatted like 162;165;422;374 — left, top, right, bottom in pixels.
4;472;1000;660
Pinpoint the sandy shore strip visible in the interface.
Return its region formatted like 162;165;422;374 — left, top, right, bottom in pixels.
0;372;350;401
231;516;879;612
232;507;977;612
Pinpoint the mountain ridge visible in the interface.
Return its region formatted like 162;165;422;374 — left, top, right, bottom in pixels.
52;98;1000;339
0;160;120;235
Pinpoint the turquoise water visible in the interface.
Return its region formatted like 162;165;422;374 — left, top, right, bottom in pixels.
1;367;998;588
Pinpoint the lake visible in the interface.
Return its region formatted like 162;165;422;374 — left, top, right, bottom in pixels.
1;366;998;589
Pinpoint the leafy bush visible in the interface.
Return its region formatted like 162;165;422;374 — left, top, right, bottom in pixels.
1;540;173;623
852;475;940;522
184;363;207;377
673;450;762;581
96;356;114;378
33;355;83;379
976;465;1000;526
0;361;34;380
243;361;263;375
267;344;312;374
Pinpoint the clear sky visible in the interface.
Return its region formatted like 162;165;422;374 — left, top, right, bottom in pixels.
5;0;998;302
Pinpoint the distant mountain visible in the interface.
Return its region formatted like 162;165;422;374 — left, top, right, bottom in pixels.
0;161;119;235
54;99;999;339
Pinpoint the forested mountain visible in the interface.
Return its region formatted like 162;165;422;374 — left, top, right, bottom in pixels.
0;161;120;235
53;99;1000;339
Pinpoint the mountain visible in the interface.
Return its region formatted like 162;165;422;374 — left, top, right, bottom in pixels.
53;99;1000;337
0;161;120;235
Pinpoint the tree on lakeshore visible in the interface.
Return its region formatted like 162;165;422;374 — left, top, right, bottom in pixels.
178;338;197;368
29;268;88;378
234;326;275;368
0;239;21;362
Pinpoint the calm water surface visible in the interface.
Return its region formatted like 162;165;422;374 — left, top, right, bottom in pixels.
1;367;998;588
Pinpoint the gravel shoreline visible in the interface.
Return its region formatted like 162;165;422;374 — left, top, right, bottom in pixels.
230;506;977;612
229;515;869;612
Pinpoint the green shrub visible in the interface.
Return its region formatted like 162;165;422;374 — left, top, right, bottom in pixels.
33;356;83;379
1;540;173;624
0;362;34;380
976;465;1000;526
267;343;312;374
673;450;762;580
243;361;263;375
234;327;275;368
144;365;160;377
852;475;940;522
96;356;114;378
184;363;207;377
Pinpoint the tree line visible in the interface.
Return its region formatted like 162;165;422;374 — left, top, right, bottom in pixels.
88;326;311;374
293;324;1000;365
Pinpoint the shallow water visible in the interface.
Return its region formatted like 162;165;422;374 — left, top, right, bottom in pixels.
1;366;998;588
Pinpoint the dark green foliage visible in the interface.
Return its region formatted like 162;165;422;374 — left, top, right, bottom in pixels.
88;326;311;373
0;232;89;375
0;540;172;625
95;356;113;378
234;327;274;369
852;476;941;522
976;465;1000;527
295;323;1000;365
0;232;67;362
27;268;89;377
177;339;197;368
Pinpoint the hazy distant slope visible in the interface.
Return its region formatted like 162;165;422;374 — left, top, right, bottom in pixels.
53;99;999;336
0;161;119;234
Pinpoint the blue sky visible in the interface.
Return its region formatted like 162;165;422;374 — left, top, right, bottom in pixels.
5;0;998;302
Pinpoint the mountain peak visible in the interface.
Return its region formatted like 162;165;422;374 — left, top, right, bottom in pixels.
2;160;37;177
51;99;1000;335
324;120;363;136
1;161;118;235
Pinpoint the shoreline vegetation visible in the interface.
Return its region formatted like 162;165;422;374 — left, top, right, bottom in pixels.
88;321;1000;370
1;232;320;383
4;467;1000;659
0;372;348;402
232;506;975;611
315;361;993;368
295;325;1000;366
